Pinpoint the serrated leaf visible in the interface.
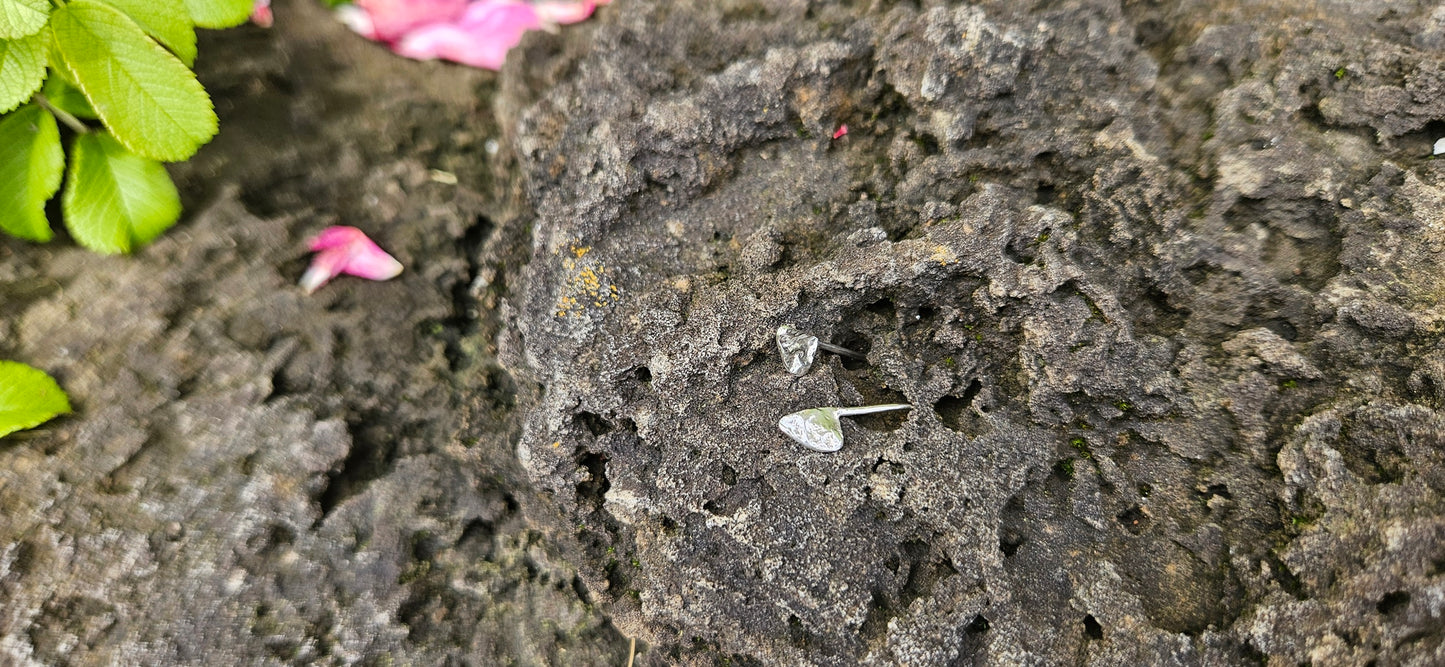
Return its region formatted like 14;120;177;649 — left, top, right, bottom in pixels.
41;73;97;119
0;105;62;241
99;0;197;66
63;132;181;253
0;29;46;113
52;1;217;162
183;0;253;29
0;360;71;439
0;0;48;39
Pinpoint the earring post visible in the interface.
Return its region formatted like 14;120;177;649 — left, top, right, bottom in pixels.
833;403;911;417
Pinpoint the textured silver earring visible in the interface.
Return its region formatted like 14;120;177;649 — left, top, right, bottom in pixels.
778;403;912;452
776;325;866;375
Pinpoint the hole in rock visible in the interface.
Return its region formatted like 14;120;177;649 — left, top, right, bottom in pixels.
787;615;808;648
576;411;613;437
1117;505;1149;535
915;132;941;156
571;576;592;605
1000;494;1026;557
458;518;497;561
1083;614;1103;640
853;387;911;432
935;380;982;432
836;331;874;370
574;449;610;512
1377;591;1410;615
957;613;992;663
1004;236;1039;265
316;416;399;519
1035;182;1059;206
867;297;897;318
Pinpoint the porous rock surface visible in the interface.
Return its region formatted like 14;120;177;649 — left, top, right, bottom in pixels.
4;0;1445;664
1;2;629;664
502;0;1445;664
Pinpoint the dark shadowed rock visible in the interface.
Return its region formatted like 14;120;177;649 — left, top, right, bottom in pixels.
4;0;1445;665
0;1;627;664
498;0;1445;664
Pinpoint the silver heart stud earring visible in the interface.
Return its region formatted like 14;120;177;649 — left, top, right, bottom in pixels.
776;325;867;375
778;403;913;452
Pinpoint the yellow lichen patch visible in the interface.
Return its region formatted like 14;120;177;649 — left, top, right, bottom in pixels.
931;244;958;266
555;241;620;318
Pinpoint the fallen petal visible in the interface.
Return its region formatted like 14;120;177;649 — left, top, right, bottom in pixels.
534;0;605;25
251;0;273;27
1435;137;1445;156
299;249;349;294
393;27;510;68
341;0;609;70
301;226;404;294
309;225;367;251
833;124;848;140
339;244;405;281
355;0;470;41
393;1;541;69
336;4;377;38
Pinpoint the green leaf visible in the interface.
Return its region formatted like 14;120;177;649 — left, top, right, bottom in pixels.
182;0;253;29
41;74;97;119
0;360;71;439
0;29;46;113
63;131;181;253
98;0;198;66
52;1;217;162
0;0;48;39
0;105;62;241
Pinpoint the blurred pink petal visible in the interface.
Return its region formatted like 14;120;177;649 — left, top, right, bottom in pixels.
395;1;540;69
300;226;404;294
340;0;610;70
355;0;470;41
832;124;848;139
336;4;377;38
534;0;606;24
250;0;272;27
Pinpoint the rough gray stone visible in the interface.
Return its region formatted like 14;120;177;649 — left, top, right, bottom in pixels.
1;1;626;664
499;0;1445;664
6;0;1445;664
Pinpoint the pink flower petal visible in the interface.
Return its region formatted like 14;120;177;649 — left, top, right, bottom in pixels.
336;4;378;38
395;2;540;69
534;0;602;25
832;124;848;140
356;0;470;41
300;226;404;294
340;0;608;70
309;225;366;251
250;0;273;27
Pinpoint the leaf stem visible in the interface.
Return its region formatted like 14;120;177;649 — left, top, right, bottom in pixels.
34;93;90;135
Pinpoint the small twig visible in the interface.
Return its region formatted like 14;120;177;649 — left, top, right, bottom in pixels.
626;637;636;667
34;93;90;135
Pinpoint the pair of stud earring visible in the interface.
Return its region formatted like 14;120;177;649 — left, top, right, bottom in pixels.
774;325;913;452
